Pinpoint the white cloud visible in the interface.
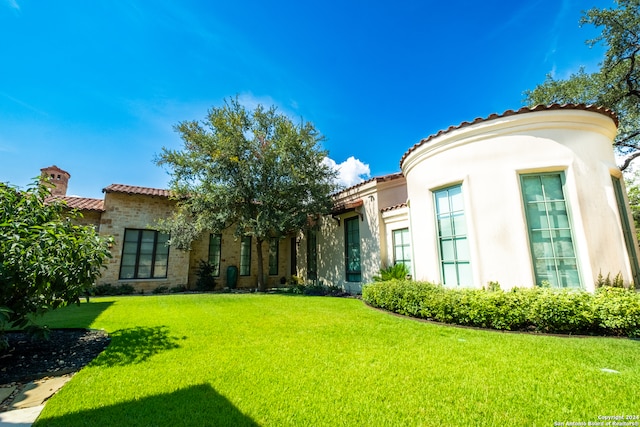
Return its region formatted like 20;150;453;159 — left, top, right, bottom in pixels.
324;156;371;188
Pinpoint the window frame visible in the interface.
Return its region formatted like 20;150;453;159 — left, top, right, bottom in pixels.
433;184;472;287
119;228;170;280
344;216;361;282
612;176;640;287
208;233;222;277
307;229;318;281
392;227;411;273
268;237;279;276
520;172;581;288
240;236;252;276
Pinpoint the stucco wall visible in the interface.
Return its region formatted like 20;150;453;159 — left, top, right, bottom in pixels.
402;109;635;291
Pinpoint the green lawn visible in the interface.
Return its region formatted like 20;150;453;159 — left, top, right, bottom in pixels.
34;294;640;426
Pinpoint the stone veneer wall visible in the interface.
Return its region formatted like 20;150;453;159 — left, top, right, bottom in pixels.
74;210;102;229
188;230;293;290
96;192;190;293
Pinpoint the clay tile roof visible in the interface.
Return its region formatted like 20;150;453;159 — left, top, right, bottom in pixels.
47;196;104;212
399;104;619;169
381;202;408;213
332;172;405;196
102;184;173;198
332;198;364;215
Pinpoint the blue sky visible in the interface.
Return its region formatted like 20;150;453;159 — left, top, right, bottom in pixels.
1;0;612;198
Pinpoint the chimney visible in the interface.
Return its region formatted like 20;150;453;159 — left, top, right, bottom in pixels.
40;165;71;196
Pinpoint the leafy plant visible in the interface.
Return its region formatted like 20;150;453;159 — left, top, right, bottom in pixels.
195;260;216;291
595;271;626;289
372;263;410;282
152;286;169;294
0;180;112;348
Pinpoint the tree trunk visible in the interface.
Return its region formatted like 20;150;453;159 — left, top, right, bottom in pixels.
255;238;266;292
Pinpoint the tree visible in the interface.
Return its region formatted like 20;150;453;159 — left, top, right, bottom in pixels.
156;98;339;291
0;181;112;349
524;0;640;171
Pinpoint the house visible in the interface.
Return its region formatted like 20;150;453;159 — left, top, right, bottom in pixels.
43;104;640;293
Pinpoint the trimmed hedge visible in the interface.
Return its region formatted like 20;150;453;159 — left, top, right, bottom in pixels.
362;280;640;337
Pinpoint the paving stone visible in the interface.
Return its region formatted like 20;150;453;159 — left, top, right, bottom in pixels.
9;377;71;410
0;387;16;405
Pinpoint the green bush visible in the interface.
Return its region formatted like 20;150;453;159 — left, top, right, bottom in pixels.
152;286;169;294
373;263;410;282
362;280;640;337
195;261;216;291
93;283;136;296
170;285;187;293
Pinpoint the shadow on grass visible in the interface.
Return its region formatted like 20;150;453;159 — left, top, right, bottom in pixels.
91;326;184;367
34;301;115;329
36;384;259;427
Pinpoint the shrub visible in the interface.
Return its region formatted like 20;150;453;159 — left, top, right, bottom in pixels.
373;264;410;282
152;286;169;294
362;281;640;337
170;285;187;293
195;260;216;291
595;271;626;289
92;283;136;296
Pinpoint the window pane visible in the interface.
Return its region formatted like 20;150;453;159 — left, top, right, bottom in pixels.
435;191;450;214
457;262;472;286
557;259;580;288
449;187;464;212
522;176;544;202
541;175;563;200
521;174;580;288
440;239;455;261
454;237;470;260
525;202;548;230
442;263;458;286
553;229;576;258
438;217;453;237
120;266;135;279
452;213;466;235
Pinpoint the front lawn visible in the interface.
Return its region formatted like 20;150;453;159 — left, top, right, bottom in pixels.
35;294;639;426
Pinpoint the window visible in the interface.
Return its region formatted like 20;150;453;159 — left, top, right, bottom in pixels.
307;229;318;281
268;238;279;275
119;229;169;279
208;234;222;276
612;176;640;286
345;216;361;282
392;228;411;273
521;173;580;288
434;185;471;286
240;236;251;276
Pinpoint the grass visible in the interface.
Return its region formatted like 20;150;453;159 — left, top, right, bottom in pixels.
33;294;640;426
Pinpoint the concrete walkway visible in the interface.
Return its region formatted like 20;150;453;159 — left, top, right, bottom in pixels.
0;376;71;426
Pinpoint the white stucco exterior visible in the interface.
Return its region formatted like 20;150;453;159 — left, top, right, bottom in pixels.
300;105;639;293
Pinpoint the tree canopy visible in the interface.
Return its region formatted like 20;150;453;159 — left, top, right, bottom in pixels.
524;0;640;171
0;181;112;349
157;98;339;291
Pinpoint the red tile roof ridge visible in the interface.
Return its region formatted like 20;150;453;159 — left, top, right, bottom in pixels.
399;104;618;169
46;195;105;212
102;183;173;198
381;202;408;213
